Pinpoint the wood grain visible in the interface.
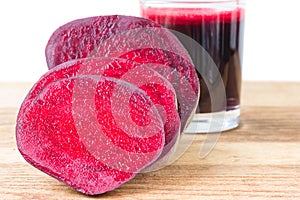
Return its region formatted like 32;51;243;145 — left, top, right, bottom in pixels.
1;82;300;200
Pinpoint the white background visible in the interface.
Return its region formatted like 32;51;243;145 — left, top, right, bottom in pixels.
0;0;299;82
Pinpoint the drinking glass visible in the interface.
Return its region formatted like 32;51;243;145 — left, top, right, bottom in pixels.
140;0;245;133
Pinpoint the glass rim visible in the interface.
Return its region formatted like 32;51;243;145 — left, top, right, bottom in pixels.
140;0;246;8
140;0;246;3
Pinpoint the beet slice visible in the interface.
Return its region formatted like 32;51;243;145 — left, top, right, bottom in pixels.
45;15;188;69
16;75;165;195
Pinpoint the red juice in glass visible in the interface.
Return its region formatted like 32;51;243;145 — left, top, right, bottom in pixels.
140;0;245;132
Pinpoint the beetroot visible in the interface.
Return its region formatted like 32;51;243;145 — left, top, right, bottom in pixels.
17;15;200;195
16;75;165;195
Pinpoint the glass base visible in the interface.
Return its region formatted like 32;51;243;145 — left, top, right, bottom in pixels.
185;109;240;133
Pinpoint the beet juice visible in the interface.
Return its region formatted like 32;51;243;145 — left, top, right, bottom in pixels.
141;4;245;114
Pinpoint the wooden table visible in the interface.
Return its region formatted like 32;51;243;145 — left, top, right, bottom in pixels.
1;82;300;199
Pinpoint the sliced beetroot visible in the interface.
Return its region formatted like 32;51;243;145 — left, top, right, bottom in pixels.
18;57;180;170
45;15;188;69
16;75;165;195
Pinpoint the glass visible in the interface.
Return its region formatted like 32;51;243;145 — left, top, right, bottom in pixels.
140;0;245;133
